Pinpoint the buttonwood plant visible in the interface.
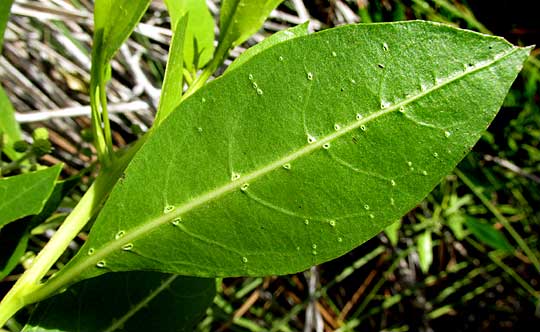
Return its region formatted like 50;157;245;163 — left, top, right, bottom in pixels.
0;0;533;330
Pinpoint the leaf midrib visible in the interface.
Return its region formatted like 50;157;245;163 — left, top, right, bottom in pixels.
102;275;178;332
50;47;519;285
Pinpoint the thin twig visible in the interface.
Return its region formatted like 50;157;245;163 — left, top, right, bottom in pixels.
11;0;90;23
304;266;323;332
120;45;160;107
484;154;540;183
15;101;150;123
336;0;360;24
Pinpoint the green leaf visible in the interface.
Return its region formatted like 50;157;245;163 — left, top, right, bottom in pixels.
93;0;151;66
446;214;466;240
219;0;283;48
91;0;152;163
164;0;215;71
52;22;529;285
154;15;188;126
0;1;18;161
384;220;400;246
0;222;29;280
417;230;433;273
22;273;215;332
0;164;62;228
0;177;78;280
227;22;309;73
0;0;14;50
465;217;514;252
212;0;283;68
0;86;22;161
183;0;285;97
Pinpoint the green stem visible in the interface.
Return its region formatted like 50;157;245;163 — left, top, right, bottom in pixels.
0;151;32;175
455;169;540;273
0;179;107;326
488;251;540;298
89;44;112;168
0;140;144;327
0;180;99;325
183;68;194;86
352;248;412;320
4;318;21;332
182;40;231;101
99;79;113;161
182;66;213;101
90;83;109;165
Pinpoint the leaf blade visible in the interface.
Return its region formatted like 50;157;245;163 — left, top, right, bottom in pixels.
164;0;214;71
90;0;151;162
0;0;20;161
417;230;433;273
219;0;283;47
154;15;188;125
0;165;62;228
0;86;22;161
226;22;309;73
465;217;514;252
93;0;151;65
0;0;14;50
212;0;283;69
0;177;78;280
22;273;215;332
52;22;529;285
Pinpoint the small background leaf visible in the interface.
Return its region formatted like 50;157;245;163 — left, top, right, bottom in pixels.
0;87;22;161
0;0;22;161
0;164;62;228
417;230;433;273
90;0;151;161
0;177;79;280
0;0;14;50
447;214;466;240
465;217;514;252
22;272;215;332
154;15;188;125
93;0;151;66
214;0;283;65
227;22;309;73
0;222;29;280
164;0;214;71
444;192;473;240
384;220;401;247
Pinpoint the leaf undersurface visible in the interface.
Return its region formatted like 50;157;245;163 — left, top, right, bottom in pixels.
0;165;62;228
23;273;215;332
53;22;529;286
